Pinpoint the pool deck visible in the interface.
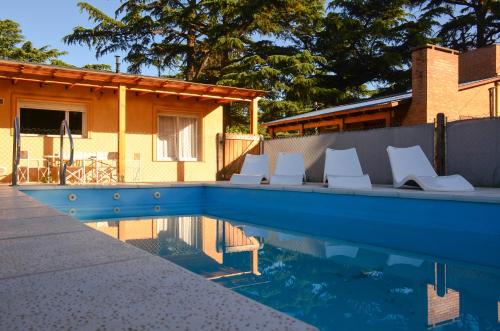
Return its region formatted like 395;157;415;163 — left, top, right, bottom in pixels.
0;185;316;331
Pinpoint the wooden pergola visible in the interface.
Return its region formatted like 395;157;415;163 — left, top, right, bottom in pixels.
0;59;265;180
262;94;411;137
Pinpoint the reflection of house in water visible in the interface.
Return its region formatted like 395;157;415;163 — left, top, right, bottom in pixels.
427;263;460;328
87;217;261;280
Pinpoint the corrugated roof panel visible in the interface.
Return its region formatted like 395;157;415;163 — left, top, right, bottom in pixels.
265;92;412;125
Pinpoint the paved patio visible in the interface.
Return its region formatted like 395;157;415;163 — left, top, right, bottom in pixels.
0;185;316;331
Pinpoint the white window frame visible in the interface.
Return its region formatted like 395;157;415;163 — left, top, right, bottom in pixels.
156;113;199;162
17;100;88;138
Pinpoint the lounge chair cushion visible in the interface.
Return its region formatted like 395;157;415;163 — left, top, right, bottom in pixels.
327;175;372;190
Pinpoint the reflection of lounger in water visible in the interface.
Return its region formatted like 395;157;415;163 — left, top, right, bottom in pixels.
325;243;359;258
387;254;424;267
242;225;269;240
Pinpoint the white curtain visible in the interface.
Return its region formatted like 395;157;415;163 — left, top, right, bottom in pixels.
157;116;177;160
178;117;198;161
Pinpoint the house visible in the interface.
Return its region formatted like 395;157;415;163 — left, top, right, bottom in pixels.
263;44;500;136
0;60;265;183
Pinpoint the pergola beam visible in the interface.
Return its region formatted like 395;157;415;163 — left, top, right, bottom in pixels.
269;111;392;135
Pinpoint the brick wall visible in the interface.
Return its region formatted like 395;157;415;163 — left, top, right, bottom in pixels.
459;44;499;83
427;284;460;327
404;45;460;125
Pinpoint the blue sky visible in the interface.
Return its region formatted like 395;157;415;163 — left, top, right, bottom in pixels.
1;0;158;76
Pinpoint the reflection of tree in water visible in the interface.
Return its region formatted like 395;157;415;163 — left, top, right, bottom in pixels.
234;244;424;331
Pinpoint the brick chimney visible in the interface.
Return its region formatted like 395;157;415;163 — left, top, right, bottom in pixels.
405;45;460;124
459;44;499;83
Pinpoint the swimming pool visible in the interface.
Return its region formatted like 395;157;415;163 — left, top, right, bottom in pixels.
22;185;500;330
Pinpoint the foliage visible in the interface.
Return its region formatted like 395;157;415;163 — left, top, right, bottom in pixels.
420;0;499;51
63;0;498;132
82;63;113;71
0;19;67;64
315;0;436;99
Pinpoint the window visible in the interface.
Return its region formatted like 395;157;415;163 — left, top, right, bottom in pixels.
18;100;87;136
157;114;199;161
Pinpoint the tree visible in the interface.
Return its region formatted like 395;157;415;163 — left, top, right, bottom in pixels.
0;19;67;64
65;1;324;81
82;63;113;71
315;0;436;100
420;0;499;51
65;0;325;131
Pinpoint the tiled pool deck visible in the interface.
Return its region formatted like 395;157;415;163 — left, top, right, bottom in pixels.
2;182;500;330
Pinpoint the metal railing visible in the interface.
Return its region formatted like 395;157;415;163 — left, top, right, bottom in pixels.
10;117;21;186
59;120;74;185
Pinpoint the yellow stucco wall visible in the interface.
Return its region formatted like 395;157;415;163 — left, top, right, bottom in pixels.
0;79;222;183
456;83;495;120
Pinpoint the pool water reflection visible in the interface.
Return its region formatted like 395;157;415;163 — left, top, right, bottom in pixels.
85;216;500;331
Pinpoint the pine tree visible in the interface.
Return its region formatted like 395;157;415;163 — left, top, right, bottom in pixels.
315;0;436;102
0;19;67;64
420;0;499;51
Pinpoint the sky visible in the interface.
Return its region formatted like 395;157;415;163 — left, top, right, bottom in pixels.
1;0;158;76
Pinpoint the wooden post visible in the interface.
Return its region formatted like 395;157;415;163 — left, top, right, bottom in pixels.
249;97;260;135
118;85;127;182
385;111;392;127
435;113;446;176
495;82;500;117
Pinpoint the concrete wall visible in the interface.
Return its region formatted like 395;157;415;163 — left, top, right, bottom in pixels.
0;79;222;183
447;118;500;187
264;124;435;184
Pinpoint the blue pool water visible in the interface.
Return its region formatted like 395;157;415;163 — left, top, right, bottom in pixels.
22;186;500;330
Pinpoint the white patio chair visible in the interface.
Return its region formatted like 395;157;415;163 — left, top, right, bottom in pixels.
230;154;269;185
126;153;142;182
387;145;474;192
323;148;372;189
95;152;118;183
269;152;305;185
63;151;85;184
17;151;49;183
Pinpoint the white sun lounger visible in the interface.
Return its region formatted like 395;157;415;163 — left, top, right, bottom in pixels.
269;152;305;185
230;154;269;185
323;148;372;189
387;145;474;192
